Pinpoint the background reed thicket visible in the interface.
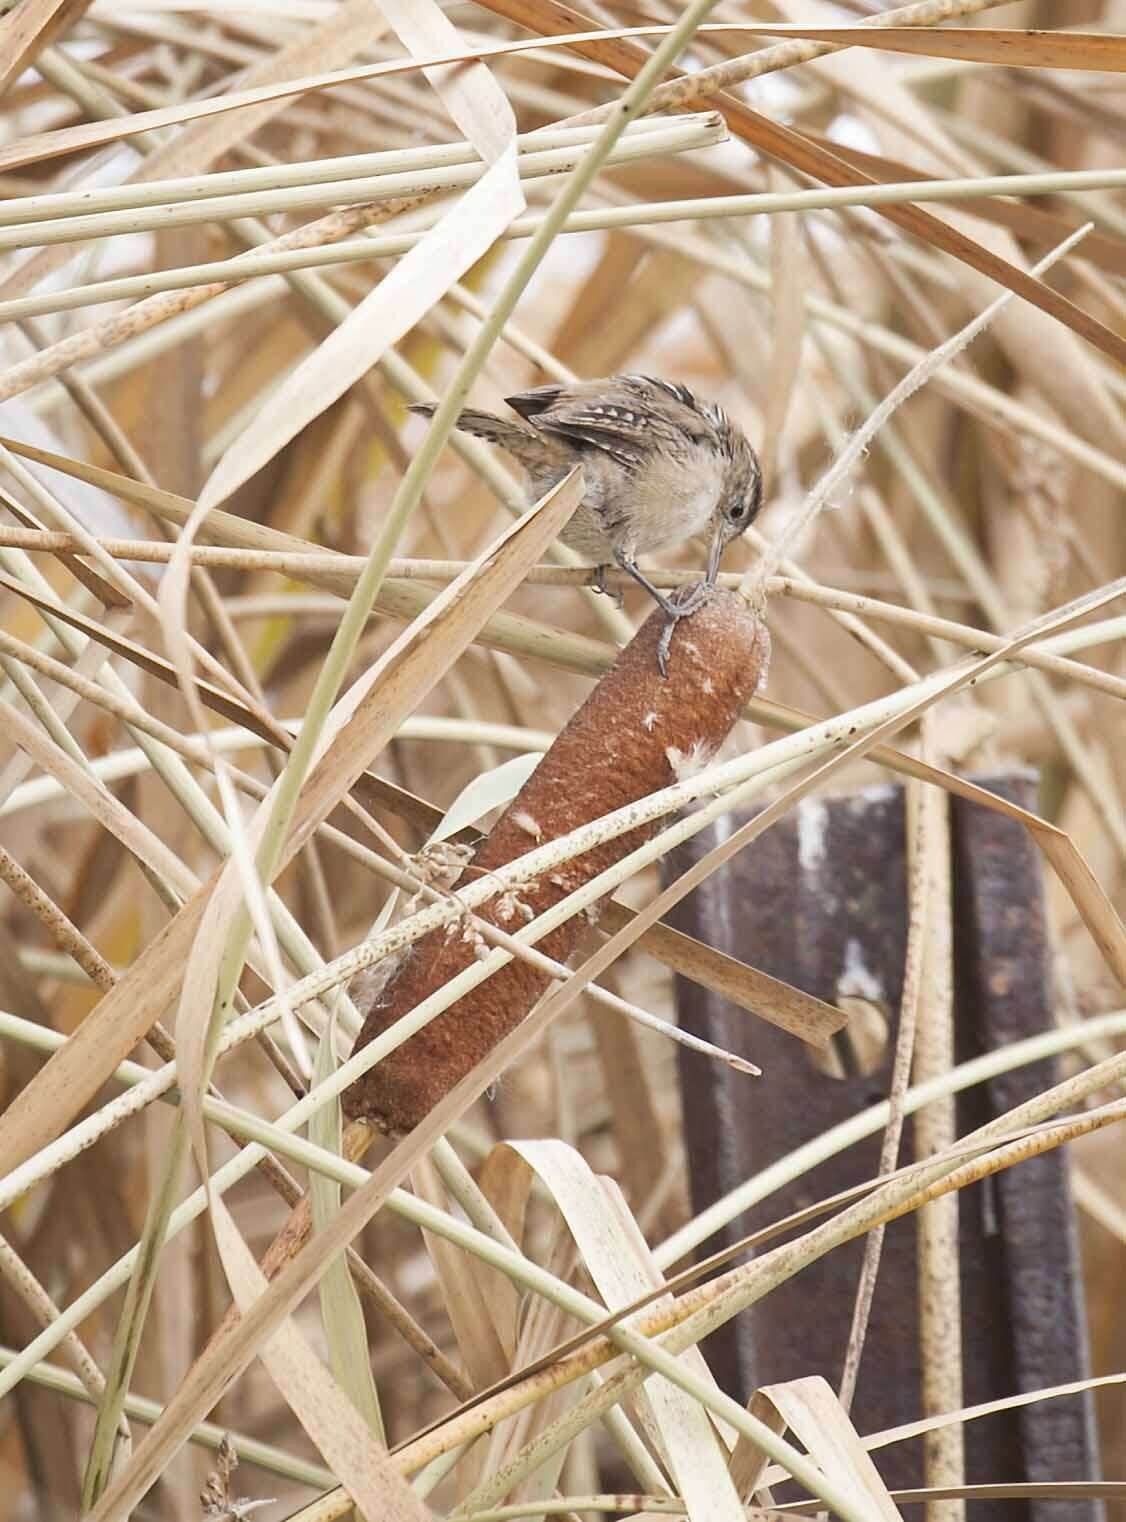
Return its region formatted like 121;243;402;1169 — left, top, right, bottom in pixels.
0;1;1124;1519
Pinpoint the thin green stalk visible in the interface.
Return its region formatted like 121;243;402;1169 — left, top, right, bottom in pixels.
0;1346;335;1489
13;163;1126;326
309;1023;384;1443
81;1109;189;1506
0;118;685;230
0;118;721;252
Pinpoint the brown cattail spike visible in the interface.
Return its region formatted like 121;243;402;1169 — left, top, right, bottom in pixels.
343;588;770;1134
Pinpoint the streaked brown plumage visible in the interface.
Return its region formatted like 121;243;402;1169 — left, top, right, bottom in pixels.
411;374;763;673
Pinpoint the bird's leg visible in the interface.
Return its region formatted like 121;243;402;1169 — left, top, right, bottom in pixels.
615;551;710;678
614;551;706;619
590;563;624;607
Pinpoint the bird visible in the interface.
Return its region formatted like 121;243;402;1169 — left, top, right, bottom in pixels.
410;374;763;675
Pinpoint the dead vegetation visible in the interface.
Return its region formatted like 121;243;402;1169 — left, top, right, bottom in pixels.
0;2;1124;1520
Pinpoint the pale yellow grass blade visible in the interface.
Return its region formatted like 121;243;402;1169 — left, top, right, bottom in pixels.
746;1377;903;1522
493;1140;745;1522
209;1189;432;1522
194;0;523;515
0;0;89;98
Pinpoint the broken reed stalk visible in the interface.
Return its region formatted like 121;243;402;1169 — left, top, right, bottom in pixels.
342;588;770;1134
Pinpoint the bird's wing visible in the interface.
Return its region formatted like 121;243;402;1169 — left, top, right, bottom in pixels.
505;380;662;464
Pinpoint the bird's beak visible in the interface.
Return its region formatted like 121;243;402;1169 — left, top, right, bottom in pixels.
705;518;727;585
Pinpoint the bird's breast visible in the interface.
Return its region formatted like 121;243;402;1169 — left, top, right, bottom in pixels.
537;442;724;563
620;449;724;556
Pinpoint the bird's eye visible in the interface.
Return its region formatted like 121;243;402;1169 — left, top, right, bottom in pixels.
727;501;750;522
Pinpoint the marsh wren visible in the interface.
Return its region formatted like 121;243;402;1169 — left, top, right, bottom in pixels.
411;374;763;674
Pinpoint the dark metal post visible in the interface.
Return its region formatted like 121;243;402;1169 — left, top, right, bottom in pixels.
666;775;1100;1522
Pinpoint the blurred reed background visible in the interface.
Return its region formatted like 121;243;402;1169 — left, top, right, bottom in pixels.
0;2;1124;1519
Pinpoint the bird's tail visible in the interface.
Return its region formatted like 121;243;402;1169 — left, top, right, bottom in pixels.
408;401;534;450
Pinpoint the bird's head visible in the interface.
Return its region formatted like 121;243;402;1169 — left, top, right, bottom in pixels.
705;406;764;582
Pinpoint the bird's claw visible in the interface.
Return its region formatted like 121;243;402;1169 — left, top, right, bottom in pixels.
591;565;624;607
656;581;711;678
